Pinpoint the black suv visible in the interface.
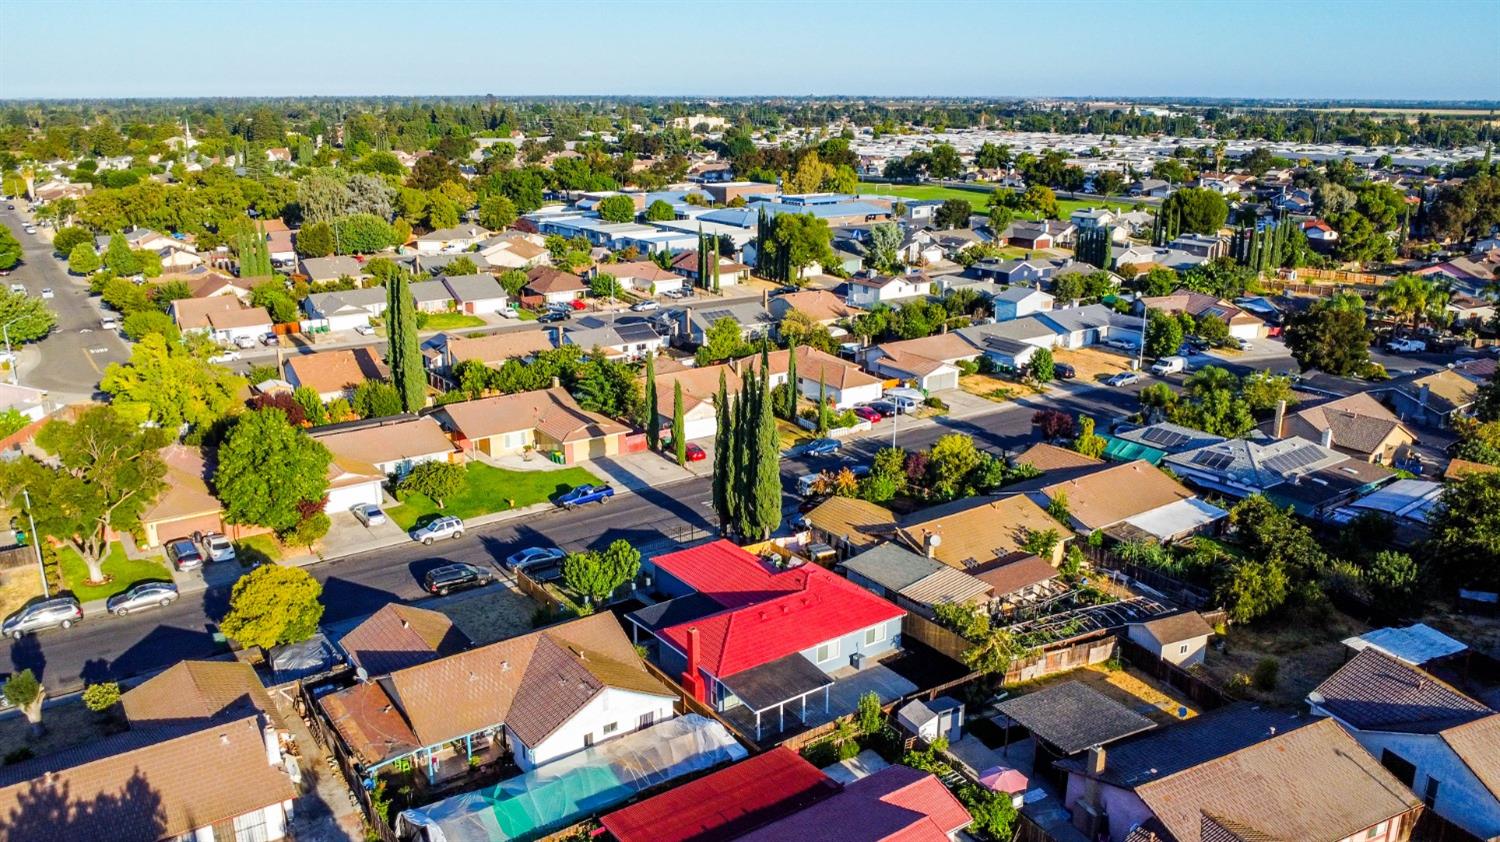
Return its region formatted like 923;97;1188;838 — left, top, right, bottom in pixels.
1053;362;1076;379
423;563;494;596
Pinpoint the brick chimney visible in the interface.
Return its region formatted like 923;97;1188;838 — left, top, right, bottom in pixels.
681;627;707;703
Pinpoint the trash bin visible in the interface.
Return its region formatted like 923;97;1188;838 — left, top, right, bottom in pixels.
550;450;565;464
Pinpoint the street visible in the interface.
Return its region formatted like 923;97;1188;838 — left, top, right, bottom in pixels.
0;205;129;397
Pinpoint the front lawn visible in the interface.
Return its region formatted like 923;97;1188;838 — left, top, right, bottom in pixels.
57;542;173;602
234;534;283;566
513;309;538;321
421;312;487;330
387;462;601;530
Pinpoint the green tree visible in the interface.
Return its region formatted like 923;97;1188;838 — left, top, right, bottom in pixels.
1240;371;1297;412
51;225;93;257
445;256;479;277
642;199;676;222
1074;416;1106;458
400;461;465;508
1144;310;1184;359
1284;299;1373;376
82;681;122;713
597;195;637;223
1428;471;1500;591
0;406;166;584
293;386;328;426
855;691;884;736
0;228;21;271
562;539;641;604
694;317;750;365
249;282;299;323
352;380;403;418
221;565;325;650
934;199;972;229
385;271;425;412
215;409;331;533
103;233;142;275
121;310;179;342
712;369;736;529
296;221;335;257
1159;188;1229;235
3;670;45;736
761;212;836;280
927;433;986;502
331;213;394;254
867;222;902;274
1029;347;1055;383
749;359;782;539
1376;274;1439;332
478;195;518;230
67;242;100;274
0;289;57;343
672;381;686;465
498;268;529;297
590;273;622;300
1046;491;1072;524
644;352;660;450
1473;368;1500;423
100;334;246;430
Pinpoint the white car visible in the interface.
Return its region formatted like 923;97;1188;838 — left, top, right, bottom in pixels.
233;335;258;349
504;546;565;571
39;288;53;300
1385;338;1427;353
8;284;23;294
497;306;519;319
410;515;464;545
208;351;240;363
100;316;120;330
351;503;387;527
630;300;659;312
354;324;376;336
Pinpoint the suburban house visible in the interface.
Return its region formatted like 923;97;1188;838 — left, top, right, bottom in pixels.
416;224;490;254
896;494;1071;568
261;219;297;266
337;603;470;676
284;347;390;402
1308;648;1500;840
1055;706;1421;842
631;540;905;739
1101;422;1226;465
1277;392;1417;465
1013;442;1104;472
1016;459;1227;541
440;273;509;315
323;451;389;513
972;256;1073;285
1125;611;1215;667
651;361;742;441
990;285;1055;321
1164;436;1394;518
1071;207;1117;229
998;222;1056;250
1111;245;1207;273
1035;304;1144;350
596;260;684;296
564;320;667;361
1446;293;1498;329
1378;368;1481;428
1134;288;1265;340
1130;178;1174;198
409;279;456;313
599;747;971;842
476;231;550;270
183;272;256;302
839;542;993;617
673;302;776;346
1303;218;1341;245
319;612;677;779
522;266;589;305
865;332;980;393
310;414;457;479
739;345;884;410
168;296;274;343
303;287;387;331
425;330;555;375
669;249;751;287
845;273;932;308
299;255;369;284
802;495;899;556
1165;232;1228;259
768;289;862;327
139;444;271;548
433;387;629;463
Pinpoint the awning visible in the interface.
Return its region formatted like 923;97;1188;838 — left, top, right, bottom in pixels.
1122;498;1228;541
1102;436;1167;465
721;654;834;713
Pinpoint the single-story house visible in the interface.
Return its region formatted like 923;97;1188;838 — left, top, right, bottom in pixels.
596;261;684;296
739;345;884;410
650;361;742;441
441;273;509;315
139;445;272;548
1378;369;1480;428
674;302;776;346
971;256;1073;285
169;296;274;343
522;266;589;305
303;287;387;332
1126;612;1215;667
284;347;390;402
434;387;629;464
1012;442;1103;472
337;603;470;676
1134;288;1265;340
1164;436;1393;519
897;494;1071;568
311;415;456;479
409;279;456;313
1277;392;1416;465
845;273;932;308
998;222;1054;250
1037;303;1145;350
416;224;490;254
323;451;389;513
801;495;899;556
476;232;551;270
669;250;750;287
990;285;1055;321
1016;459;1225;541
768;290;862;327
564;320;667;361
425;329;555;374
183;272;255;302
300;255;370;284
840;543;993;617
1102;422;1225;465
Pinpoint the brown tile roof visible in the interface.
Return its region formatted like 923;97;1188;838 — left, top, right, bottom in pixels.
603;261;679;282
208;305;273;330
738;346;879;391
184;273;249;298
671;250;748;275
443;330;555;366
771;290;862;323
319;680;421;767
0;715;296;841
121;660;284;731
339;604;471;675
804;496;898;551
285;347;389;396
524;266;587;294
1135;718;1421;842
1140;288;1261;328
1014;442;1102;471
141;445;220;524
1392;369;1478;415
170;296;242;330
898;495;1069;570
1441;713;1500;796
1039;460;1194;531
1134;611;1215;645
1284;392;1412;455
1311;648;1491;734
312;416;454;467
875;333;983;365
655;363;742;415
323;612;671;762
971;554;1058;595
437;387;627;444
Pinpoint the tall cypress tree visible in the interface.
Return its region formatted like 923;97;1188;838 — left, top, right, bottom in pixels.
751;359;782;540
816;371;828;435
732;366;755;537
713;370;735;531
784;341;798;421
672;381;686;466
386;271;425;412
644;352;659;450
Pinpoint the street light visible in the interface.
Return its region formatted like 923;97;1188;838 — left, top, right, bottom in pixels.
20;489;47;599
1;317;22;386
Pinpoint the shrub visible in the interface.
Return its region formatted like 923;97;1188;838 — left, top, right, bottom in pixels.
82;682;122;712
1227;673;1253;695
1252;657;1279;691
924;396;947;410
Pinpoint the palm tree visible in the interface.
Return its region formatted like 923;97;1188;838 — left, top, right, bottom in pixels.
1376;274;1436;333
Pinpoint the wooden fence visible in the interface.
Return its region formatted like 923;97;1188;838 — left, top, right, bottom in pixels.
903;612;973;663
1116;636;1231;710
1085;547;1213;610
297;680;399;842
1004;631;1118;685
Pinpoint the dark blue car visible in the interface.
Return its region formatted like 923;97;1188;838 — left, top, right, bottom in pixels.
556;484;614;509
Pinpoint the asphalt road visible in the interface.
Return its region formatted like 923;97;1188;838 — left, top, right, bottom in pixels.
0;206;129;397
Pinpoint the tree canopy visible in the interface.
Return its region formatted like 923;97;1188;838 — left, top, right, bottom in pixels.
215;409;332;534
221;565;325;650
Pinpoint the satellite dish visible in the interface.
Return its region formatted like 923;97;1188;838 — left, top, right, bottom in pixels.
355;667;369;683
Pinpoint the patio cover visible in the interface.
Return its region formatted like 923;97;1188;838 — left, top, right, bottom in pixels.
996;682;1156;755
1102;436;1167;465
396;714;746;842
1121;497;1227;541
722;654;834;713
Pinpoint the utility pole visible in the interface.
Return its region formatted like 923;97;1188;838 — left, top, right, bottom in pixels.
21;489;46;599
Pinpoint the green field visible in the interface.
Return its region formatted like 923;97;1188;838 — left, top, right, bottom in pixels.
57;543;173;603
856;182;1142;221
420;312;488;330
387;462;600;530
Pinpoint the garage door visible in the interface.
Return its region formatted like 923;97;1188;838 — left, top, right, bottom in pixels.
683;417;716;441
328;480;384;513
926;370;960;392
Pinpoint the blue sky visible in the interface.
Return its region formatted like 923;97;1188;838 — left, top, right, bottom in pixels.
2;0;1496;100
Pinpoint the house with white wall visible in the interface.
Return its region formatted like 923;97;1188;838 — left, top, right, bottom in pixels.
846;272;931;308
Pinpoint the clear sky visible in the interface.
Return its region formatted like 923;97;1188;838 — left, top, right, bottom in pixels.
2;0;1497;101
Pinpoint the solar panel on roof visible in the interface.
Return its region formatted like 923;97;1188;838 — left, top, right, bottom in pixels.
1191;450;1233;470
1140;427;1190;449
1264;445;1326;475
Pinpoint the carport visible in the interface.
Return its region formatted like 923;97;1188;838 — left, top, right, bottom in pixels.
721;654;834;741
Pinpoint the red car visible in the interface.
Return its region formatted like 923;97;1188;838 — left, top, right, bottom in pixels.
684;443;707;462
853;405;883;424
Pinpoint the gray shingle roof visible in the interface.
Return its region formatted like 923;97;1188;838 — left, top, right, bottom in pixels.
1312;648;1492;734
840;544;944;593
997;681;1156;754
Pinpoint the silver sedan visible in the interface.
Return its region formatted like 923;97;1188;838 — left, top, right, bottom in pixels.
105;582;180;616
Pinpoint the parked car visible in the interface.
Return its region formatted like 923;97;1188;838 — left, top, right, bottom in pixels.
261;332;280;346
867;399;902;416
852;406;883;424
538;310;571;324
353;323;376;336
631;300;660;312
804;438;842;458
192;531;236;564
505;546;565;571
39;288;53;300
1104;338;1137;351
556;484;614;509
423;563;493;596
165;538;204;571
1150;356;1186;376
410;515;464;545
1235;337;1253;351
232;335;257;350
8;283;23;294
1053;362;1076;379
100;316;119;330
106;582;180;616
351;502;387;527
208;350;240;364
1385;338;1427;353
2;597;83;639
497;305;519;319
684;442;707;462
1106;371;1143;387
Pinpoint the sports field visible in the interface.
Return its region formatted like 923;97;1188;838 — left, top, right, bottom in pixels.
855;182;1141;219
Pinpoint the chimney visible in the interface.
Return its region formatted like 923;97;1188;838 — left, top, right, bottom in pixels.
924;532;942;559
1273;400;1287;438
1320;427;1334;448
681;627;707;703
1085;745;1106;775
1419;383;1431;407
263;721;282;768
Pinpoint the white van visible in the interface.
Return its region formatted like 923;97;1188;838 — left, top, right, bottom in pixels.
796;473;824;497
884;387;924;412
1150;356;1186;376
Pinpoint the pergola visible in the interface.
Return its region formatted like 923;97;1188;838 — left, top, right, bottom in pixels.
722;654;835;740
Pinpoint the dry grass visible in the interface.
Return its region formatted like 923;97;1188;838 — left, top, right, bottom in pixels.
960;374;1019;403
1018;663;1199;725
0;696;122;762
1202;609;1369;708
1053;347;1134;383
0;570;45;622
438;587;537;646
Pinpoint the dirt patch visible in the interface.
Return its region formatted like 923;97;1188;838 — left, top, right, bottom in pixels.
1014;663;1198;725
1202;609;1369;708
1054;347;1134;383
438;586;537;646
960;374;1040;404
0;569;44;623
0;696;122;763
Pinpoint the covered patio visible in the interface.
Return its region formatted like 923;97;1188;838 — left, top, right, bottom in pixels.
721;661;918;743
720;654;834;741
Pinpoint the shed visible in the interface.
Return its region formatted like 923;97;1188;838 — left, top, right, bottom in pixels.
896;696;965;745
1127;611;1215;667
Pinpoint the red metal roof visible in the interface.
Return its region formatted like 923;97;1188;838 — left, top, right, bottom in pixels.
599;747;837;842
737;764;971;842
657;546;905;678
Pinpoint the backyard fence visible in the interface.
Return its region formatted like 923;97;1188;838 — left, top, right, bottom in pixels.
1085;547;1213;610
296;679;398;842
903;612;973;663
1003;631;1118;686
1116;636;1231;710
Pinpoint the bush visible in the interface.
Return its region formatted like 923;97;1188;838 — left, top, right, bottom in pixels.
1227;672;1253;695
1252;657;1279;691
82;682;122;712
924;396;947;410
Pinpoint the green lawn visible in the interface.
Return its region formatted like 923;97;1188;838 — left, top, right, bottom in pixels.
387;462;601;530
234;535;283;566
856;182;1142;220
514;309;538;322
421;312;487;330
57;542;173;603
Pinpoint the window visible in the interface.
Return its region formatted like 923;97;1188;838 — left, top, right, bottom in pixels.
602;721;618;735
1423;776;1440;808
638;712;655;730
1379;749;1416;787
865;627;880;647
1365;821;1388;840
816;641;839;663
1179;643;1190;655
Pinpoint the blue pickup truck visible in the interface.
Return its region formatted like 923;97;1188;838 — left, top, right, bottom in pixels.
555;484;614;510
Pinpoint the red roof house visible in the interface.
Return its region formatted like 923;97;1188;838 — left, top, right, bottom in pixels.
738;764;971;842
